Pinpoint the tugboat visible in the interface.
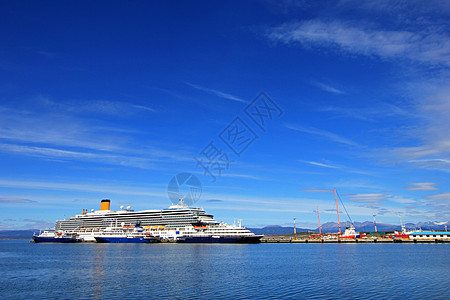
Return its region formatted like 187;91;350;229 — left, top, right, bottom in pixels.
339;225;363;239
32;230;80;243
390;215;412;239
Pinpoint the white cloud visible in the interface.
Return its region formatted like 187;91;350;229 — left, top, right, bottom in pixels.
299;189;333;193
38;97;156;116
186;82;247;103
0;107;124;152
319;103;415;121
405;182;439;191
266;19;450;66
0;101;195;169
383;83;450;170
345;193;389;204
300;160;339;169
0;179;167;198
388;196;417;204
0;143;163;169
0;197;36;203
286;124;359;146
425;192;450;201
310;81;345;94
22;219;54;230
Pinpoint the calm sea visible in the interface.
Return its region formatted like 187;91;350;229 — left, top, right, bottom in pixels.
0;240;449;299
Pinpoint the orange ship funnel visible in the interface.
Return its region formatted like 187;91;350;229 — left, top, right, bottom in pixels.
100;199;111;211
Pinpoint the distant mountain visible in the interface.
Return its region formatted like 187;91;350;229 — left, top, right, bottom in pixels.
0;230;37;240
316;220;449;233
248;226;313;235
247;221;449;235
404;221;449;231
318;221;402;232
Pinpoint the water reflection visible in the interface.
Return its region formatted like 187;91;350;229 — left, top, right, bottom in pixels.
91;244;106;299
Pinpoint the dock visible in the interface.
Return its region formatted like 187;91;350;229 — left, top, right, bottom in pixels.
260;236;450;243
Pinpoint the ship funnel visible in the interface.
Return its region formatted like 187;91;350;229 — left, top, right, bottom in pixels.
100;199;111;211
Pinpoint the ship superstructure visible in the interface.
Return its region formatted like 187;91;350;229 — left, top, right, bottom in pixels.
56;199;217;231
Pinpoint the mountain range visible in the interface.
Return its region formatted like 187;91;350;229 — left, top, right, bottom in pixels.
248;221;449;235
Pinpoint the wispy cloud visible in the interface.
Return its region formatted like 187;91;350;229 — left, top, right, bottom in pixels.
266;19;450;66
186;82;247;103
299;189;333;193
388;196;417;204
130;104;156;113
0;100;195;169
319;103;415;121
405;182;439;191
37;97;156;116
0;106;126;152
286;124;359;146
0;143;161;169
22;219;54;230
425;192;450;201
300;160;339;169
373;82;450;171
310;81;345;94
407;159;450;172
0;197;36;203
345;193;389;204
0;179;167;198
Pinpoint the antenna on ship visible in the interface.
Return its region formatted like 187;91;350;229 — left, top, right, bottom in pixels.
335;189;354;227
373;214;378;237
293;217;297;240
398;214;405;232
317;206;322;237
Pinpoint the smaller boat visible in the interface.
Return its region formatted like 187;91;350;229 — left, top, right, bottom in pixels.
94;235;159;243
93;224;160;243
390;215;412;239
173;222;263;243
339;225;364;239
177;234;262;243
32;230;81;243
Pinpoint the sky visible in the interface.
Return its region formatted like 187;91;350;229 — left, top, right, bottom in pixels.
0;1;449;230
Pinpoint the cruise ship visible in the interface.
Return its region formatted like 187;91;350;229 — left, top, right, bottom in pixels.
54;199;262;243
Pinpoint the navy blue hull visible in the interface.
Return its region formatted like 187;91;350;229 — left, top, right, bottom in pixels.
94;236;159;243
33;236;80;243
177;236;262;243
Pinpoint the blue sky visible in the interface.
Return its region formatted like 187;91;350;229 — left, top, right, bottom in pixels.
1;1;449;230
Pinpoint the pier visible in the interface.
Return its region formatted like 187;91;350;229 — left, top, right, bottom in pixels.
261;235;450;243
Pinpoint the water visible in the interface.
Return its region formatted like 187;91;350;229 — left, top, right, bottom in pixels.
0;241;449;299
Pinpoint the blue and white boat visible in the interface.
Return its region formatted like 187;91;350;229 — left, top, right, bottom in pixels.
32;230;81;243
161;220;263;243
93;224;160;243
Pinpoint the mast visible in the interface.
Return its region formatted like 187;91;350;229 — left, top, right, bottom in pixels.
399;214;405;233
317;206;321;237
293;217;297;240
334;188;341;235
373;214;378;237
